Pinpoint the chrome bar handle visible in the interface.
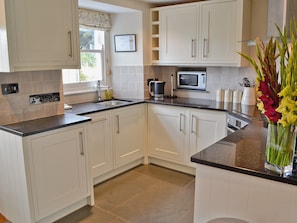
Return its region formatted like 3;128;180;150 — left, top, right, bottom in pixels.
191;114;197;134
191;39;196;57
79;132;84;155
116;115;120;134
91;118;107;123
68;31;73;57
203;38;208;58
179;114;185;131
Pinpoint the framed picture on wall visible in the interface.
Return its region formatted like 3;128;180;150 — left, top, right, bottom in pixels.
114;34;136;52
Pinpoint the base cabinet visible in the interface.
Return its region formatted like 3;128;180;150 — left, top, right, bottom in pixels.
0;123;92;223
188;109;226;166
148;104;188;164
85;104;145;184
26;126;90;221
112;105;145;168
148;104;226;168
86;111;113;178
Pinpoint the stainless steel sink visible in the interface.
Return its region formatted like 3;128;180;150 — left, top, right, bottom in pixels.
96;99;132;107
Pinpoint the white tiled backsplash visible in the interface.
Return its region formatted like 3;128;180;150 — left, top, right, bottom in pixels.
0;65;256;125
0;70;64;125
173;66;256;100
111;65;256;101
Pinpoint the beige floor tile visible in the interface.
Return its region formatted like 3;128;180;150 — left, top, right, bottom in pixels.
94;168;162;211
133;164;194;187
56;164;195;223
112;179;194;223
54;206;126;223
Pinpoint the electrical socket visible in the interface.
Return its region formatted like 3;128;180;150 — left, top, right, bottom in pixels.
1;83;19;95
29;92;60;105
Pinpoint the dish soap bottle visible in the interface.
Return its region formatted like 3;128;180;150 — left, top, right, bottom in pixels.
105;87;113;100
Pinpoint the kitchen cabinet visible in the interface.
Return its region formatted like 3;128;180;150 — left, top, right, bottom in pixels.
0;0;80;72
0;123;92;223
188;109;226;166
151;0;250;67
148;104;226;168
112;105;145;168
158;3;198;64
85;104;145;184
148;104;189;164
86;111;113;179
198;0;251;66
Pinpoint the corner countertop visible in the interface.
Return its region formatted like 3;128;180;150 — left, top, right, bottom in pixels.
0;113;91;137
191;116;297;186
145;97;261;121
147;98;297;185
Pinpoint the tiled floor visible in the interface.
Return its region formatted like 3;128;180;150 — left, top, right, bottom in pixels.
55;164;195;223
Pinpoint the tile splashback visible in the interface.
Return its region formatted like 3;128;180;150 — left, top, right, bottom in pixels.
111;65;256;101
0;70;64;125
0;65;256;125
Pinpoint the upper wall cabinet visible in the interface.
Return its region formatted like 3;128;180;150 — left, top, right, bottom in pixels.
0;0;80;72
199;0;251;66
159;3;198;64
150;0;251;67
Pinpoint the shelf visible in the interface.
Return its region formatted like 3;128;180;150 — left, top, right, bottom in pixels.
151;9;160;65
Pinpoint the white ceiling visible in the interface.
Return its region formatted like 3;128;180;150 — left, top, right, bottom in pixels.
137;0;187;3
78;0;192;13
78;0;138;13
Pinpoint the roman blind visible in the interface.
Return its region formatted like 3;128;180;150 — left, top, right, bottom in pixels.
79;8;111;31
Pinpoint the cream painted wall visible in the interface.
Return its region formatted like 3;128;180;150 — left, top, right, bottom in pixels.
110;12;143;66
97;0;151;65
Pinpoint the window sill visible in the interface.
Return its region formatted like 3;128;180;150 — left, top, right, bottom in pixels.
64;85;108;96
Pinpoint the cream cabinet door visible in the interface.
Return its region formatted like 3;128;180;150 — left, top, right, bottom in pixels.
159;3;198;64
112;104;145;168
148;104;189;164
86;111;113;179
199;0;250;66
25;126;89;221
188;109;226;166
1;0;79;72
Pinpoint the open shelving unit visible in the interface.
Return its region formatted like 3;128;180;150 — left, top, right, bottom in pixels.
151;9;159;64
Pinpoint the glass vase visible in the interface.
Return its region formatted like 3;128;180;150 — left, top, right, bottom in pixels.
265;123;297;175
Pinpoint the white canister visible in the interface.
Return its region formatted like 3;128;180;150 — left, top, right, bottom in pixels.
233;90;243;104
224;89;233;103
241;87;256;105
216;88;224;102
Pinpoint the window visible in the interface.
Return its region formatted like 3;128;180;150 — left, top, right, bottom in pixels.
63;27;105;86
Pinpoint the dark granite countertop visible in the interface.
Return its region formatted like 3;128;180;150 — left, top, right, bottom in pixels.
0;99;142;137
145;98;297;186
0;113;91;137
191;116;297;186
145;97;261;121
65;99;143;115
4;96;293;185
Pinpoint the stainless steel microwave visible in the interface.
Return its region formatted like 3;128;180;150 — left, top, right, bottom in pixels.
177;71;206;90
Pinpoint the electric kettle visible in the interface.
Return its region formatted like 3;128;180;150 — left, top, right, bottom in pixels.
149;81;166;100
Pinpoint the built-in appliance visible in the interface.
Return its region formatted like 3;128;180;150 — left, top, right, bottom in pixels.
226;113;250;135
177;71;206;91
149;81;166;100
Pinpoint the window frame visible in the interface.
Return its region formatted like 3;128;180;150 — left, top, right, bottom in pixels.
63;28;109;95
